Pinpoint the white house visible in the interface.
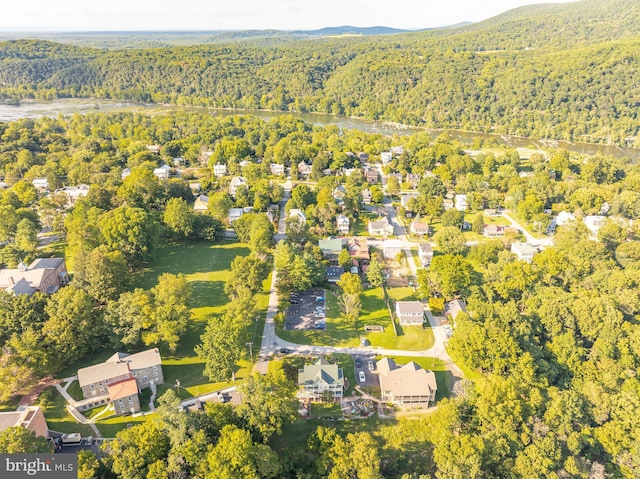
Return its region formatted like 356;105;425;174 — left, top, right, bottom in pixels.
368;217;394;237
193;195;209;212
298;162;312;176
454;194;469;211
418;243;433;267
56;184;90;207
511;243;538;262
289;208;307;223
381;151;392;165
229;176;248;198
270;163;285;176
395;301;424;326
584;215;607;237
153;165;171;180
213;163;228;178
362;189;373;205
391;146;404;156
336;215;350;235
32;178;48;190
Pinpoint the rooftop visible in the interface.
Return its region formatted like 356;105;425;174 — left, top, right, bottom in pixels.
108;377;139;402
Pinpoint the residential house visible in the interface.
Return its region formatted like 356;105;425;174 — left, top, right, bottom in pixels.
326;266;345;283
511;243;538;262
229;176;247;198
443;199;454;210
32;177;48;191
343;168;358;177
446;299;467;327
483;224;506;237
584;215;606;238
387;173;403;185
365;169;379;184
383;239;403;259
406;174;421;189
109;378;141;416
56;184;90;207
77;348;164;415
357;152;369;162
400;193;420;209
454;194;469;211
336;215;350;235
319;238;343;262
228;208;244;224
189;182;201;193
213;163;228;178
193;194;209;212
377;357;437;407
395;301;424;326
298;161;312;177
418;243;433;268
239;160;251;169
347;237;370;262
298;358;345;402
368;217;394;237
391;146;404;156
146;145;161;154
362;189;373;205
153;165;171;180
173;157;186;167
332;186;346;205
410;221;430;237
270;163;285;176
0;406;49;438
289;208;307;223
0;258;69;296
381;151;393;165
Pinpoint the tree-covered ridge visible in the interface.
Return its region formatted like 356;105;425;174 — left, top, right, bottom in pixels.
0;0;639;145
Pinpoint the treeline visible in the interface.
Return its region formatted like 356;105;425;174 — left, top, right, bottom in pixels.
1;0;640;145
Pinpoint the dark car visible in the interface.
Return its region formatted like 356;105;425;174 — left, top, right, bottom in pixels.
280;348;292;354
354;358;362;368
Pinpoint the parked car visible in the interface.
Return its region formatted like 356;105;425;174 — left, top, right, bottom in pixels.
355;358;362;368
280;348;292;354
367;360;375;371
443;325;453;338
359;371;366;383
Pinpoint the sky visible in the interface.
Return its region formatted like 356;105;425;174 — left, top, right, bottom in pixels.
1;0;576;32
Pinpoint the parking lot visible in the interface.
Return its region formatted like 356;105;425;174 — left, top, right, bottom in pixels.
352;353;379;388
284;288;326;331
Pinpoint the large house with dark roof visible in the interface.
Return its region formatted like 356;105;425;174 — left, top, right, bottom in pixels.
297;358;345;402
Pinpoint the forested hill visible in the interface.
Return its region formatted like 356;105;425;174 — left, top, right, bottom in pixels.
0;0;639;146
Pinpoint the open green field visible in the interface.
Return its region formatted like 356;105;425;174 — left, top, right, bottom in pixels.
37;387;95;436
277;287;434;351
46;240;269;436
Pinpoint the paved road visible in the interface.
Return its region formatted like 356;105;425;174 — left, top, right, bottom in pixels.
501;211;553;247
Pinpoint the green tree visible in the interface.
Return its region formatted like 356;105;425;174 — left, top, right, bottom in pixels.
285;215;309;244
337;248;353;270
427;255;475;299
117;165;164;208
207;191;233;222
327;432;383;479
337;272;363;296
225;255;270;301
202;425;280;479
248;214;275;254
163;197;195;238
386;176;400;196
103;421;170;479
433;226;466;255
145;273;191;352
441;209;465;229
0;427;52;453
196;314;245;382
73;245;129;304
366;255;385;289
472;213;485;235
237;370;298;442
13;218;38;257
100;206;158;267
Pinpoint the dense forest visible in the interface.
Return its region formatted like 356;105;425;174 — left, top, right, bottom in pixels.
1;0;639;146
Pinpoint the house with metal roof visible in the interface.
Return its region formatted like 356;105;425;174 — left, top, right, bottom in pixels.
297;358;345;402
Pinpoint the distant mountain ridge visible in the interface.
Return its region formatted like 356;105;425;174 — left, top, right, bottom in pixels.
290;25;417;36
0;0;638;147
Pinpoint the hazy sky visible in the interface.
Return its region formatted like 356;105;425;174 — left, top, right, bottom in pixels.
1;0;576;31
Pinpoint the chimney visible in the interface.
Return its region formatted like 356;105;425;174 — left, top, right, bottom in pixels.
9;277;14;285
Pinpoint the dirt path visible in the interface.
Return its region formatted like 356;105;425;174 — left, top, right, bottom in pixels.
18;376;59;407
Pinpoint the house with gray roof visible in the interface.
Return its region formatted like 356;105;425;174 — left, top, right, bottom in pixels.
377;357;437;407
0;258;68;296
368;217;394;237
298;358;345;402
395;301;425;326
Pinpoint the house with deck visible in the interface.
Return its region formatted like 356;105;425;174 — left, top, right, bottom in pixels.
377;357;437;407
298;359;345;402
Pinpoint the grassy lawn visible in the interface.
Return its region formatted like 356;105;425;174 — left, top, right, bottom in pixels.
66;380;84;402
37;387;95;436
354;212;380;236
277;287;433;351
310;403;342;418
48;240;270;436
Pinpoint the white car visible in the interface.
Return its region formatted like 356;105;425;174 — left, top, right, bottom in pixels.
443;325;453;338
358;371;366;383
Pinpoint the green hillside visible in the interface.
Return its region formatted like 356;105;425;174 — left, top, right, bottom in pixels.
0;0;639;146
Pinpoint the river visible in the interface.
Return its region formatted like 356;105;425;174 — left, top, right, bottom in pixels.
1;98;638;161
